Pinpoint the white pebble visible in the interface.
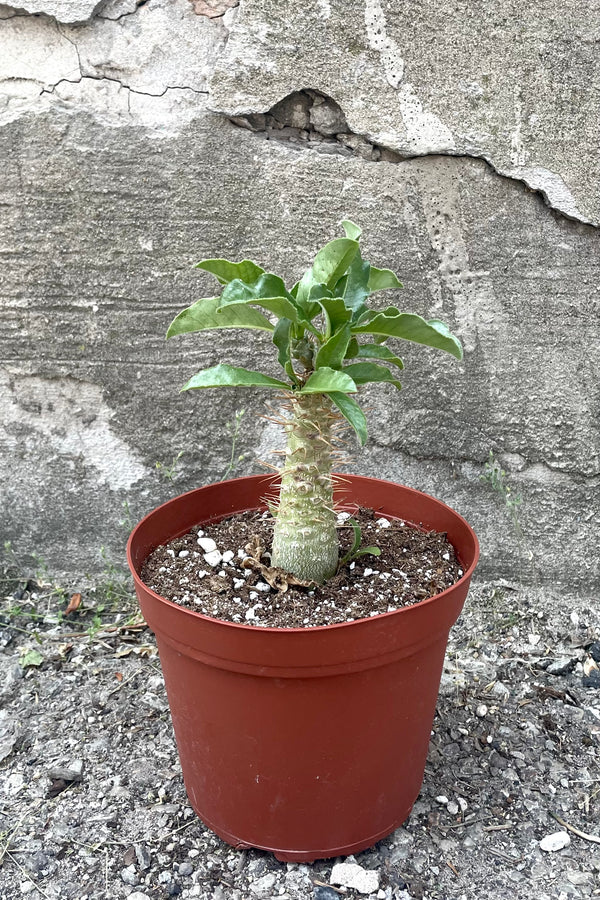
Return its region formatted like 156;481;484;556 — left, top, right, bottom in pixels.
363;568;373;577
337;511;351;521
476;703;488;717
376;517;391;528
436;795;449;805
233;578;245;590
570;611;580;626
222;550;235;563
540;831;571;852
218;570;227;577
349;561;355;570
178;550;189;558
249;591;258;601
447;800;459;815
204;550;222;567
198;537;217;552
442;551;450;560
196;570;208;579
330;861;379;894
245;607;256;620
255;581;270;592
458;797;468;812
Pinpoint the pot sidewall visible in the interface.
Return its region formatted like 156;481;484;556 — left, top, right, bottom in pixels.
127;474;479;861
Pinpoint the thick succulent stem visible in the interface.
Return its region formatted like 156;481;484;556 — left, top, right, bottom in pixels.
271;393;338;584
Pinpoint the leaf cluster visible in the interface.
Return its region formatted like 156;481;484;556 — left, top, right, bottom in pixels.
167;221;463;445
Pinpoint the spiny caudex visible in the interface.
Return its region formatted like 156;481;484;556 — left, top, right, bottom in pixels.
167;221;462;585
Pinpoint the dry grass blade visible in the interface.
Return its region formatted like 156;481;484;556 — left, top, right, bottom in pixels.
549;811;600;844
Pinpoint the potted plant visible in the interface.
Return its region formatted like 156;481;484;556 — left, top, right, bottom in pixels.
127;221;479;862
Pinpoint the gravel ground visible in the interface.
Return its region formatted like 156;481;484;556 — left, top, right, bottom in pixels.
1;563;599;900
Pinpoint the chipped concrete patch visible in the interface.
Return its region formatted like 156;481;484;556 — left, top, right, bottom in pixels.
189;0;238;17
0;13;80;88
0;0;226;128
209;0;600;224
1;372;148;491
508;165;590;224
51;77;208;132
4;0;101;23
72;0;225;96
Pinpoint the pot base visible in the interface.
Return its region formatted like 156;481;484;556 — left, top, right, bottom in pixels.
197;801;418;862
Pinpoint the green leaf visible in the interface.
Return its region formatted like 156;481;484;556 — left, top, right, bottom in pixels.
354;546;381;558
20;649;44;669
335;253;371;321
301;368;357;394
314;323;351;369
294;269;315;307
312;238;360;289
345;337;359;359
273;318;297;382
167;296;274;338
327;391;368;445
368;266;403;292
195;258;265;285
300;282;333;326
343;362;402;390
355;343;404;369
317;295;352;338
219;274;300;323
353;311;463;359
181;364;289;392
340;220;362;241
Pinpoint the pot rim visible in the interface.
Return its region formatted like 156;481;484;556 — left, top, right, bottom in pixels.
127;473;479;636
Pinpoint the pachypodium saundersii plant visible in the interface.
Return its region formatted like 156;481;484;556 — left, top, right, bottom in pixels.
167;221;462;585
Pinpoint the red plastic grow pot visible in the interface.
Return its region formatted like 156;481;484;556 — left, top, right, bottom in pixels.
127;474;479;862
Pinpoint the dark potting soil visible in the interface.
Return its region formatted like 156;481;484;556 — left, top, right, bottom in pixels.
140;508;464;628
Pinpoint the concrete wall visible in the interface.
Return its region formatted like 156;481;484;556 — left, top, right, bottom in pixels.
1;0;598;592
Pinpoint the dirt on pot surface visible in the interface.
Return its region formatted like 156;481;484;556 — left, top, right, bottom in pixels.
1;561;600;900
140;509;463;628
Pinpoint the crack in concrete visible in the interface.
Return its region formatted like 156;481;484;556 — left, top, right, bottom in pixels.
368;445;600;483
41;74;209;99
56;20;83;77
97;0;149;22
226;89;597;229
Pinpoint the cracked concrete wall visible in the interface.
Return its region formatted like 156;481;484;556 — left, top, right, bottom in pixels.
0;0;598;594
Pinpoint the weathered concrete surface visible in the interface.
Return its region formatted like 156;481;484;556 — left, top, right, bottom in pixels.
1;0;101;22
0;0;598;594
210;0;600;225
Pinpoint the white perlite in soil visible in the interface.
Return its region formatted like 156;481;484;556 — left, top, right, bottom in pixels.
141;508;464;628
